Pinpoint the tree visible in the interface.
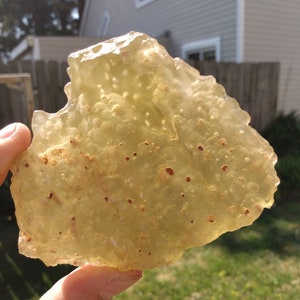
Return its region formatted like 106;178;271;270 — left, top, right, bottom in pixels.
0;0;86;59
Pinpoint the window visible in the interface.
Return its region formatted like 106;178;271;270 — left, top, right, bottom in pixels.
181;37;221;62
135;0;156;9
98;11;110;38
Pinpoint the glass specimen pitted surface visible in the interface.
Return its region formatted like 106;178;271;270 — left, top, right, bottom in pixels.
10;32;279;271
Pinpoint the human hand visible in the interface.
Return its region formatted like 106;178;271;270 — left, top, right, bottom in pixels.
0;123;31;185
41;265;142;300
0;123;143;299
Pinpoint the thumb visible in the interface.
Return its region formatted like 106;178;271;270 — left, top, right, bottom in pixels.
0;123;31;185
40;265;143;300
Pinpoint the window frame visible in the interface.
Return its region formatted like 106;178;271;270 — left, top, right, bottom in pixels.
181;37;221;62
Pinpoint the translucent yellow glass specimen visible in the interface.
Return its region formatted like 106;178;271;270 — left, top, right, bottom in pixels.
10;32;279;270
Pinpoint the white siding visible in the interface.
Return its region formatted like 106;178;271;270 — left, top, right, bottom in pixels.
38;37;102;62
80;0;237;61
9;36;102;62
244;0;300;113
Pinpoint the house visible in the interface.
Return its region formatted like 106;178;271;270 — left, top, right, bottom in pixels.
9;35;101;62
79;0;300;115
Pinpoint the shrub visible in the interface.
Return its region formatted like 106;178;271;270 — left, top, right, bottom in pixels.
275;154;300;200
262;112;300;201
262;111;300;157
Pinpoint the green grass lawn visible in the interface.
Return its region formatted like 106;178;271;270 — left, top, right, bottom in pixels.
115;200;300;300
1;196;299;299
116;247;300;300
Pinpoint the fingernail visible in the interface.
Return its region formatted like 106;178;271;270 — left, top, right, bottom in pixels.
101;271;142;300
0;124;17;139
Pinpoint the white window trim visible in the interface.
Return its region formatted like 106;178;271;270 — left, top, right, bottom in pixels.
98;10;110;38
181;37;221;62
135;0;156;9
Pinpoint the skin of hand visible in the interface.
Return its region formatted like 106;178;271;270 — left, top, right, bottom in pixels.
0;123;143;299
0;123;31;184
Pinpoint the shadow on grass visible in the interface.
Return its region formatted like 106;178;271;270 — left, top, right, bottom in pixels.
215;198;300;257
0;218;75;299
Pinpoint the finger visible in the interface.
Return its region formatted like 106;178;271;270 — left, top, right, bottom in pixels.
0;123;31;185
40;265;142;300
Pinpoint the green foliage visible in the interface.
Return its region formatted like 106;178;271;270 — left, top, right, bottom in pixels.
262;112;300;200
275;154;300;198
0;0;86;58
262;111;300;157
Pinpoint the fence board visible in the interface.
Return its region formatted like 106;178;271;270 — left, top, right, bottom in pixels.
21;60;35;90
4;62;27;125
0;78;11;128
190;61;279;131
60;61;70;102
0;60;279;132
35;61;49;111
0;62;8;128
48;61;61;113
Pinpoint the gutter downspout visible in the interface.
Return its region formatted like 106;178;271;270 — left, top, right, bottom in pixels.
236;0;245;63
79;0;91;36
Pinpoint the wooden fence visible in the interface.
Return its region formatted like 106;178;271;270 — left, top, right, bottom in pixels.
0;60;279;131
0;60;69;129
190;61;279;131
